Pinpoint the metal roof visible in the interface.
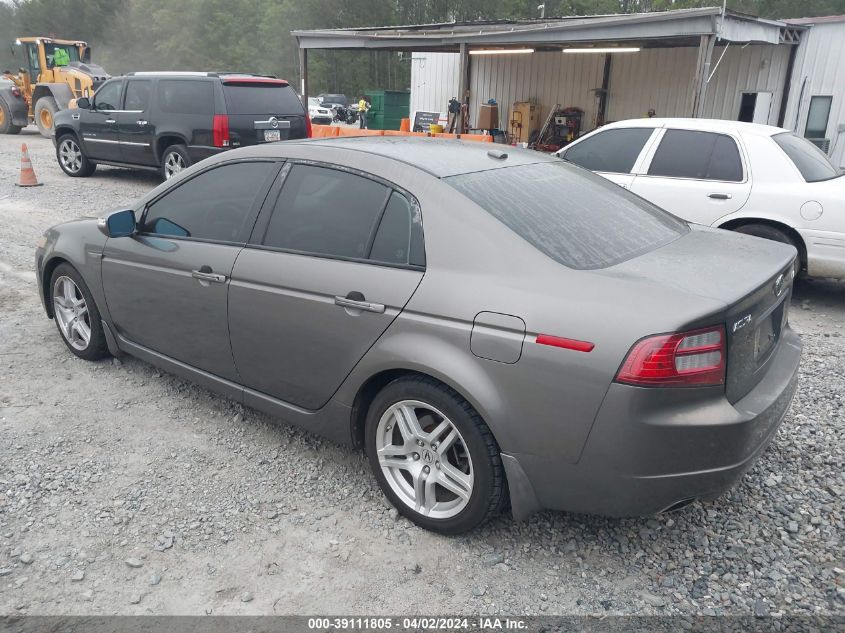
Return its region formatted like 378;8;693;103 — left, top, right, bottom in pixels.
784;15;845;25
293;7;803;51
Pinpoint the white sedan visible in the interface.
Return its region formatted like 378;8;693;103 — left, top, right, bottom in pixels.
558;118;845;279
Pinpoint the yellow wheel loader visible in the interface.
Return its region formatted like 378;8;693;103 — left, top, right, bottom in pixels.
0;37;109;137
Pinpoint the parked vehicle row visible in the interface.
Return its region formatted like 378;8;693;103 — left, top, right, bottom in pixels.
559;118;845;280
36;138;801;534
52;72;310;181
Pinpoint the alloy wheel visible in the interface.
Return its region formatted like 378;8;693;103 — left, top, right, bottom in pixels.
53;276;91;351
375;400;474;519
59;138;83;174
164;151;186;179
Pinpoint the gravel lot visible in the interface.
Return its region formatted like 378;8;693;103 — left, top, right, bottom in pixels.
0;130;843;617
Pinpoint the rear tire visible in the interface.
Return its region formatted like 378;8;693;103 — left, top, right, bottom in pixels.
160;144;191;181
733;223;802;278
34;97;59;138
0;97;22;135
365;375;506;534
56;134;96;177
49;263;109;361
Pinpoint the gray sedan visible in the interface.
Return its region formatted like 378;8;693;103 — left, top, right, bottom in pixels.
35;138;802;534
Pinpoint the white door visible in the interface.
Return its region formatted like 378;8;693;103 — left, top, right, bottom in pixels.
752;92;773;124
630;128;753;226
559;126;659;190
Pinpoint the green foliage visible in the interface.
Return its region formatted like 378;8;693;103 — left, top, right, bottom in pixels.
2;0;844;98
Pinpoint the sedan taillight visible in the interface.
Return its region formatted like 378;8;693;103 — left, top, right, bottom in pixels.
615;325;726;387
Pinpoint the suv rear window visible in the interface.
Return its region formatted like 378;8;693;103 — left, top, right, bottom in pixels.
773;132;840;182
445;162;688;270
223;84;304;115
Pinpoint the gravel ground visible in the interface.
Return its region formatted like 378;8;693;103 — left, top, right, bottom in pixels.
0;130;843;616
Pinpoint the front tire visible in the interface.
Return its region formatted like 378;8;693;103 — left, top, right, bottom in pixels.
56;134;96;177
0;98;22;135
50;263;109;361
365;376;506;534
34;97;59;138
160;144;191;181
733;223;802;278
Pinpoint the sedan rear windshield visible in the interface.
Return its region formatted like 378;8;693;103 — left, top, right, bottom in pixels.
223;84;304;115
773;132;840;182
445;161;689;270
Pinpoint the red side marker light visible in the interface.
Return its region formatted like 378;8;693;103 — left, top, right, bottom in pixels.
536;334;595;353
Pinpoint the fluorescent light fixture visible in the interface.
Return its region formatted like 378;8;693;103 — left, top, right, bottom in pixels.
564;47;640;54
469;48;535;55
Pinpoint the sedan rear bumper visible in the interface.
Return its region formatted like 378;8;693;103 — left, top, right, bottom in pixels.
506;327;802;518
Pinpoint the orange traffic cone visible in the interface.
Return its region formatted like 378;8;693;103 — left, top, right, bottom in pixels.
15;144;42;187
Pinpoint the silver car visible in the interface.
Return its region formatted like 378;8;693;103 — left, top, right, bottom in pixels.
35;138;802;534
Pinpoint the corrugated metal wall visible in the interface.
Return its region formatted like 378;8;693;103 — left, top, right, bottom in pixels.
467;51;605;131
410;44;791;132
607;47;697;120
783;23;845;168
410;53;460;114
702;44;791;125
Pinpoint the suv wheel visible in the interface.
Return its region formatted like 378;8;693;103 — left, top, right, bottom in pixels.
365;376;506;534
161;144;191;180
56;135;96;177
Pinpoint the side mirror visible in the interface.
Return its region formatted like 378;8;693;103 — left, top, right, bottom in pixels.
98;209;136;238
75;97;90;109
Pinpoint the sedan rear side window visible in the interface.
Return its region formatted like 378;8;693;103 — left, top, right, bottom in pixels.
446;162;688;270
562;127;654;174
141;162;277;242
263;165;389;260
648;129;743;182
773;132;839;182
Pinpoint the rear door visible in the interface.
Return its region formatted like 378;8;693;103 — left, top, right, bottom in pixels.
221;78;308;146
630;128;752;225
228;163;425;409
117;78;156;166
79;78;124;161
559;126;658;190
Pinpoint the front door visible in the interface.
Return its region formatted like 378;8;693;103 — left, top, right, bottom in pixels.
80;78;123;162
117;78;156;166
101;159;280;380
229;163;425;409
630;128;752;226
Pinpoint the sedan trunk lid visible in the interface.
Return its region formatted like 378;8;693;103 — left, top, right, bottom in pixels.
604;226;797;402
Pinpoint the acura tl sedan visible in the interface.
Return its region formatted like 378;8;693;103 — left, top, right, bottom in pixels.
35;138;802;534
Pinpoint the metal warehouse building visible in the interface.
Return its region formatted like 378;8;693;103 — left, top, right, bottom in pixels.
295;7;845;167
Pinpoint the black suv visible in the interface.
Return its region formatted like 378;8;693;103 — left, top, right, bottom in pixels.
53;72;310;180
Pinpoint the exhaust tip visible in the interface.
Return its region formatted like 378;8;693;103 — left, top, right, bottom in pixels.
660;497;697;513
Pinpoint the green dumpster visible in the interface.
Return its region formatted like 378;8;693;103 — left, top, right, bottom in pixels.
364;90;410;130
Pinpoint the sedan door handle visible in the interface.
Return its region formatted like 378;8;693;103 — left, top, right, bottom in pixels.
191;268;227;284
136;120;148;126
334;295;385;314
105;119;116;124
708;193;732;200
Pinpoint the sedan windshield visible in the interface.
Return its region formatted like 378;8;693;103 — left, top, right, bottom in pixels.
445;161;689;270
773;133;840;182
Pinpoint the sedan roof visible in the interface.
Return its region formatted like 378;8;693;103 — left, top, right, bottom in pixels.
302;136;560;178
601;117;788;137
